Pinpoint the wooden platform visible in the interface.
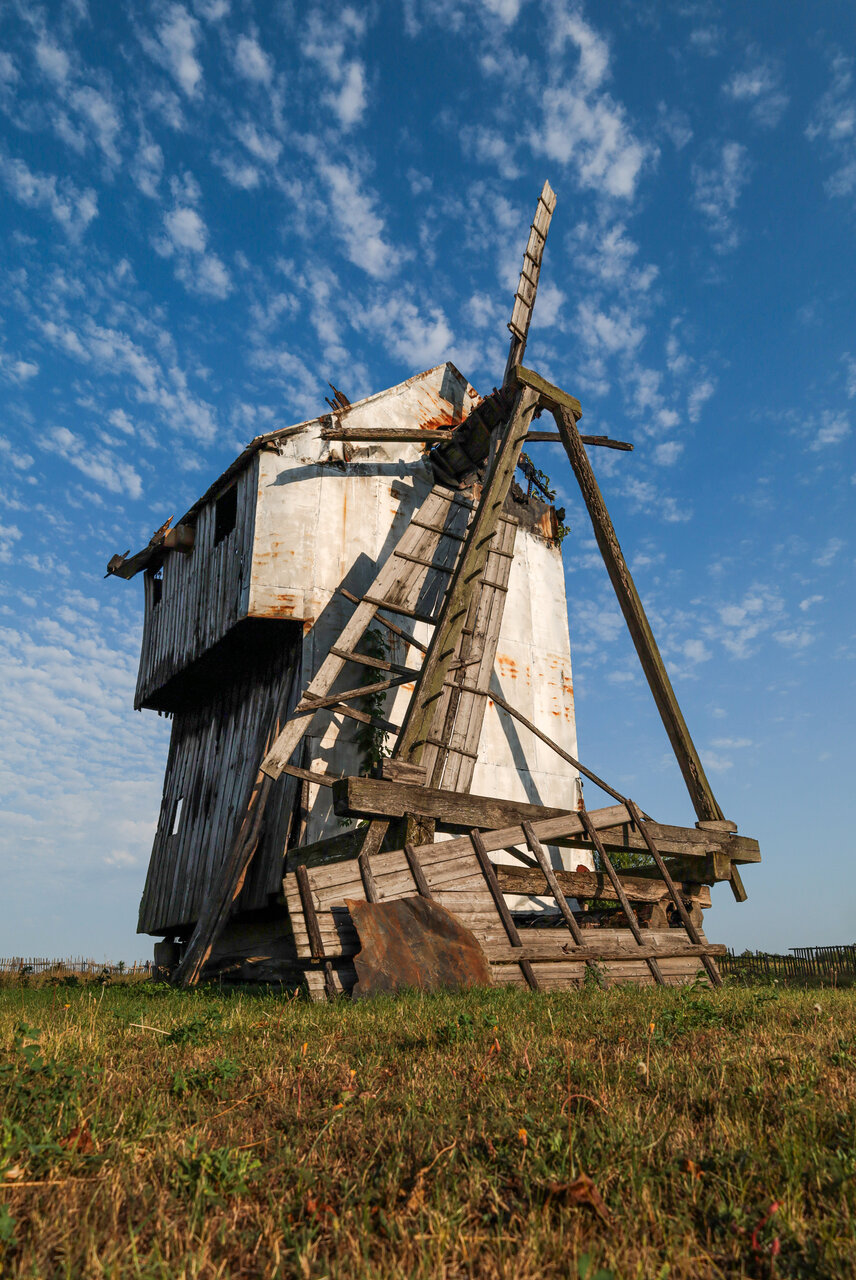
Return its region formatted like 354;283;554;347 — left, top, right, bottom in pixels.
282;802;738;999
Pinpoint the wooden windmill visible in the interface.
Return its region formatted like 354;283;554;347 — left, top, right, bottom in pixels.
112;182;760;995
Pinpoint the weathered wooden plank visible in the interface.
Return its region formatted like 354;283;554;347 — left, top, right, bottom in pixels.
511;366;582;420
331;776;572;830
562;822;761;864
377;760;428;786
434;516;517;792
494;863;711;907
321;427;454;442
525;432;633;450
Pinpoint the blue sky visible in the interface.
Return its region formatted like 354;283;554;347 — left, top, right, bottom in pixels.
1;0;854;960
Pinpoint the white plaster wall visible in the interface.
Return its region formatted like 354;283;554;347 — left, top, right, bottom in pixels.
247;364;593;890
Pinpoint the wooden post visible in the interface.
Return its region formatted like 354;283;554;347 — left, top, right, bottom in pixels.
550;402;747;904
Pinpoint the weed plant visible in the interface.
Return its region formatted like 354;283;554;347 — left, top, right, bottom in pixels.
0;980;854;1278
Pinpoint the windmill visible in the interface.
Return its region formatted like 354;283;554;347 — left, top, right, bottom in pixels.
111;182;759;995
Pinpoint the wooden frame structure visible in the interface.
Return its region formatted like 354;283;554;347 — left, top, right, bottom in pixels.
134;180;760;994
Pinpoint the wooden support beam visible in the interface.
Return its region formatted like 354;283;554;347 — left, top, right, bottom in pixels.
470;829;539;990
511;365;582;420
625;799;721;988
321;427;454;442
550;401;731;843
560;822;761;865
493;862;712;907
485;942;726;963
579;808;666;986
331;775;571;830
526;431;633;450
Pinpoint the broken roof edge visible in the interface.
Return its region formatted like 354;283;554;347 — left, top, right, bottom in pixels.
182;361;473;526
106;362;475;581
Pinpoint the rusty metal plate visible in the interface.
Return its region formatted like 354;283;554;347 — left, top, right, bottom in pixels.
345;896;493;999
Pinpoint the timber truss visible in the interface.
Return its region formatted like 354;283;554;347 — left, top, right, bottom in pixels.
173;182;760;993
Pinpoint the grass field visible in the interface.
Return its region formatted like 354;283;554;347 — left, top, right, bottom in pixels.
1;977;854;1279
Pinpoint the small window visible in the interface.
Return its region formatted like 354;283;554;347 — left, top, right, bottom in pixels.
171;795;184;836
214;484;238;545
151;566;163;608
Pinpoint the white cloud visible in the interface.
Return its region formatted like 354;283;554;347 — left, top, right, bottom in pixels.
108;409;135;435
0;352;39;384
702;751;734;773
70;85;122;164
356;293;453;367
234;121;280;164
132;135;164;197
688;27;723;57
531;7;650;199
316;160;401;278
814;537;844;567
687;377;715;422
0;155;97;238
47;426;143;498
570;219;658;292
683;638;711;663
0;51;20;89
214;153;260;189
38;316;219;441
691;141;751;251
157;203;233;298
193;0;230;17
723;58;788;128
705;585;786;658
144;4;203;98
577;299;645;355
164;204;207;251
302;10;368;129
799;594;823;612
806;54;856;197
809;409;850;449
481;0;524;22
657;102;692;150
178;252;232;299
233;32;273;85
845;354;856;398
0;523;23;564
34;35;71;84
653;440;683;466
328;61;366;128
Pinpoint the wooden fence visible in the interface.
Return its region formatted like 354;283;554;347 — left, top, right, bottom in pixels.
0;957;152;976
720;946;856;982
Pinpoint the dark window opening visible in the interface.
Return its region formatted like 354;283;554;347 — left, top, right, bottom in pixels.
214;484;238;545
151;566;163;608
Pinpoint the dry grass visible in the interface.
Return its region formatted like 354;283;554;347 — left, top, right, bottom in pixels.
1;977;854;1279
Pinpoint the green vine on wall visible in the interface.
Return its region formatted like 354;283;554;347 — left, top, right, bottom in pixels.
354;627;391;775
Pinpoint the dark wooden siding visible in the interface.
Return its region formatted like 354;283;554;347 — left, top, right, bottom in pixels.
137;623;302;937
135;460;257;710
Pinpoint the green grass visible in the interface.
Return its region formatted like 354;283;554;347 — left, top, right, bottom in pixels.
0;978;854;1279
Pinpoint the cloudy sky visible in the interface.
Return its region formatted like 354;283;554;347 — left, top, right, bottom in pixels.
1;0;854;960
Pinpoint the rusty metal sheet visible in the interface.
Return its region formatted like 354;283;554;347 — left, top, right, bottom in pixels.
345;896;493;999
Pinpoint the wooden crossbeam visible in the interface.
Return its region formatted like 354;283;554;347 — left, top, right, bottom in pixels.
331;776;572;829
